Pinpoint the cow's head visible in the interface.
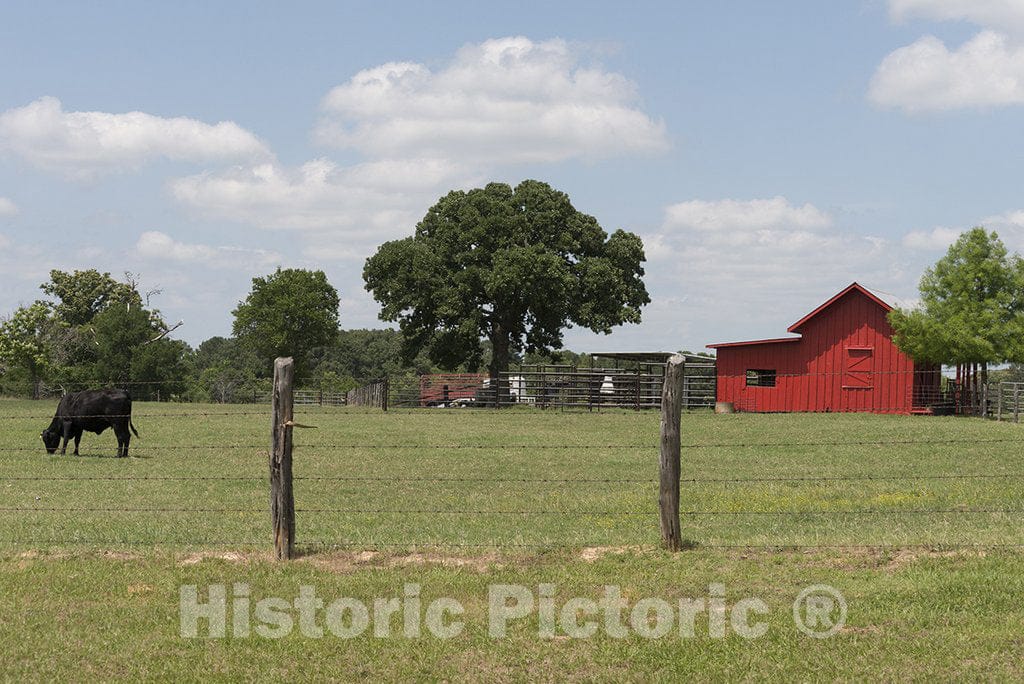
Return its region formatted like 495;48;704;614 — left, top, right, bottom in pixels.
41;428;60;454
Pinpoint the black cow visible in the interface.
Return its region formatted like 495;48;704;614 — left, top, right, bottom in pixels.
41;389;139;458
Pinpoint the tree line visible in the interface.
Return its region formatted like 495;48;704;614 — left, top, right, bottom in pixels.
1;179;651;402
6;183;1024;406
0;268;431;401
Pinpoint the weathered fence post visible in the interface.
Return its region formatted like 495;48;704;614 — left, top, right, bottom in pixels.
981;383;989;418
1015;386;1021;424
659;354;686;551
997;383;1003;421
270;357;295;560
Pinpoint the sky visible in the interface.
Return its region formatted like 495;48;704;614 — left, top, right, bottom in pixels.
2;0;1024;354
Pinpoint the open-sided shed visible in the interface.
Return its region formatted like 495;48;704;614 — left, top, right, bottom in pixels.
707;282;941;414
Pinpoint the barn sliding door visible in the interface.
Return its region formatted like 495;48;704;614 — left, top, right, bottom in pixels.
843;347;873;403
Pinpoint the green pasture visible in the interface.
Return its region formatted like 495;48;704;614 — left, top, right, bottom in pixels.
2;400;1024;680
1;400;1023;549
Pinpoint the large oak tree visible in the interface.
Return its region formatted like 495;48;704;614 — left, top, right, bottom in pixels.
363;180;650;391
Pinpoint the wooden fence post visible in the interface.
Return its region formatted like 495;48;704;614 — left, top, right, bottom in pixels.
981;383;988;418
997;383;1003;422
1015;386;1020;424
270;357;295;560
659;354;686;551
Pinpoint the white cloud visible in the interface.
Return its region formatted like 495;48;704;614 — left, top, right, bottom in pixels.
639;197;909;345
657;196;839;254
872;2;1024;112
985;208;1024;227
0;197;16;217
663;196;832;234
314;36;668;164
169;158;472;237
902;226;965;249
889;0;1024;34
901;211;1024;252
0;96;270;178
870;31;1024;111
134;231;282;268
980;208;1024;251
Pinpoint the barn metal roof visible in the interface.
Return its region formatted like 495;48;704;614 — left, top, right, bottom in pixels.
705;281;911;350
787;282;891;333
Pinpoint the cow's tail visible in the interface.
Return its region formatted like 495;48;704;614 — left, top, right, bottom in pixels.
130;420;139;438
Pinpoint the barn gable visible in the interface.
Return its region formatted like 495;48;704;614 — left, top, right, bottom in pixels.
707;283;940;414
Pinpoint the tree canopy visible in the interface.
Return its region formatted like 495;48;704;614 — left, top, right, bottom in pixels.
0;270;189;397
232;268;340;375
0;302;56;397
41;269;139;327
890;227;1024;369
363;180;650;383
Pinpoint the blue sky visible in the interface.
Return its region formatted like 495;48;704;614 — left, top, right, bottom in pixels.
2;1;1024;353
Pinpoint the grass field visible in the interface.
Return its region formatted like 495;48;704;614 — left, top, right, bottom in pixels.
2;400;1024;679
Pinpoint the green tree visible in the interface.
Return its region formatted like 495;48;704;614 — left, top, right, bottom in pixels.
310;329;435;382
41;269;139;326
890;227;1024;382
130;338;190;400
0;302;56;397
363;180;650;392
92;304;156;384
232;268;341;375
188;336;264;402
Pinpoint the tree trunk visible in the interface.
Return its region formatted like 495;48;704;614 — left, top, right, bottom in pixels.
981;361;989;415
488;325;510;407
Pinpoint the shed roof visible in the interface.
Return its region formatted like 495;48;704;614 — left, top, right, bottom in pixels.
588;351;676;363
706;336;801;350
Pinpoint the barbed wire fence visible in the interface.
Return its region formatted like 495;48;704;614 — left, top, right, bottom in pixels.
1;356;1024;555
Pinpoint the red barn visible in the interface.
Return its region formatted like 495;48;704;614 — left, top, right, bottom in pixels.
707;283;941;414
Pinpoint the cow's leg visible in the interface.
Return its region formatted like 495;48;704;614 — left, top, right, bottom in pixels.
59;422;71;455
114;423;129;458
73;431;82;456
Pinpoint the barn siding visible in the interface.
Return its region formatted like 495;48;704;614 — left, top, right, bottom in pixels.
710;285;931;414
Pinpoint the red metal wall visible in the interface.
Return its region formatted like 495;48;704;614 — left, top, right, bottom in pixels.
714;289;924;413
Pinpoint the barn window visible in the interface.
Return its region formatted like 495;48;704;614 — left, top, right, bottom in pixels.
843;347;873;389
746;369;776;387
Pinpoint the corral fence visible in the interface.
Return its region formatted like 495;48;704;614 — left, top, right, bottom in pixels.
372;355;716;411
293;389;346;407
996;382;1024;422
345;379;388;409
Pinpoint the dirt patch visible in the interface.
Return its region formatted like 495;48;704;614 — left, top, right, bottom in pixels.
793;547;990;572
102;550;140;561
579;545;650;562
882;548;986;571
306;550;502;574
177;551;255;566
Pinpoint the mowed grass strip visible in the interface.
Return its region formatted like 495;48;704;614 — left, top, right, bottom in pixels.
2;547;1024;680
